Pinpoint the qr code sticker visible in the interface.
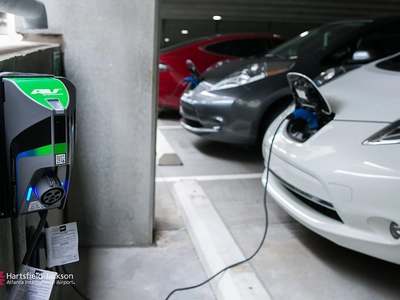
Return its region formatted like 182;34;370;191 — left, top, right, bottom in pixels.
56;154;66;165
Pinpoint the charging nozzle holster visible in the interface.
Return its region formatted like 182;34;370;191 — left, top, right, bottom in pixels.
0;73;76;217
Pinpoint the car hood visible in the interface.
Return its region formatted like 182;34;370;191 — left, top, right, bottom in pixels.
201;56;295;85
321;61;399;123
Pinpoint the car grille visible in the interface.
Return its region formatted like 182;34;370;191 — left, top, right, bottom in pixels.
182;117;203;129
271;171;343;223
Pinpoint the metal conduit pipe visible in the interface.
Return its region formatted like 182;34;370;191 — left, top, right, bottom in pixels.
0;0;47;29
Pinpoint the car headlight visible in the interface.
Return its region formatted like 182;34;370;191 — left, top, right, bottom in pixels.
314;66;346;87
363;120;400;145
159;62;168;71
210;63;288;91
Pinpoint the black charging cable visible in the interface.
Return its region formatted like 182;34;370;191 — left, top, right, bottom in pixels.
60;265;91;300
165;116;289;300
22;210;48;266
157;78;188;116
41;220;91;300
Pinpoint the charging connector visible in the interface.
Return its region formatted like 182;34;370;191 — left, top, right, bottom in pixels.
287;108;319;130
184;76;199;87
158;60;203;115
35;172;65;205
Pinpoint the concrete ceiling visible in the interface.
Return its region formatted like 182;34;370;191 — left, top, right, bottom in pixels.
159;0;400;46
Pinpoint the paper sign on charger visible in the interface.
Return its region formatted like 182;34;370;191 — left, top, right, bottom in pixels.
45;222;79;268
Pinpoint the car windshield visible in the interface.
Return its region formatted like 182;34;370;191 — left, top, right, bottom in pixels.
376;53;400;72
268;20;371;59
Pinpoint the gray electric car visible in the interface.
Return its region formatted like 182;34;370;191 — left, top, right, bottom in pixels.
180;15;400;145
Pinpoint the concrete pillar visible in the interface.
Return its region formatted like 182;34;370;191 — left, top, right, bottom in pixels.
62;1;159;246
17;0;159;246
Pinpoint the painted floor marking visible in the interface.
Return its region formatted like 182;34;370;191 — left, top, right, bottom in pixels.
156;173;263;183
156;129;182;165
158;125;182;129
172;179;272;300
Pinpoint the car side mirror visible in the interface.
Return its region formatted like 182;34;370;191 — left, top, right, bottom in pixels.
347;50;375;64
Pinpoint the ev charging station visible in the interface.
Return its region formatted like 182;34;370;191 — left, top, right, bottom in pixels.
0;73;76;218
0;72;78;299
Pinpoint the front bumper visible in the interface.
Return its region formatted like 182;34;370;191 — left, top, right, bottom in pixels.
179;85;257;145
180;117;221;134
262;115;400;264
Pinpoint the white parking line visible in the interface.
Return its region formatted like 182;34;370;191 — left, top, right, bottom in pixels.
158;125;182;129
156;173;263;182
172;179;272;300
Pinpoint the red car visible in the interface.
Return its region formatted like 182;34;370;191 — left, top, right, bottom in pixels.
158;33;288;111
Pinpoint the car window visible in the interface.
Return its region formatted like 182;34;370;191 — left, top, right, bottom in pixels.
322;23;400;66
204;38;271;57
204;40;232;55
228;38;268;57
269;21;370;59
268;38;286;50
356;24;400;57
321;41;359;66
160;36;210;52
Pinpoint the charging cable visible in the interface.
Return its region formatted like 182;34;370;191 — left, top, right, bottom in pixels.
41;220;91;300
22;210;48;266
158;78;188;116
20;217;91;300
158;75;199;116
60;265;91;300
164;115;289;300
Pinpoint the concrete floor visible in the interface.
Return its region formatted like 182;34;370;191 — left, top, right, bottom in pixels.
56;111;400;300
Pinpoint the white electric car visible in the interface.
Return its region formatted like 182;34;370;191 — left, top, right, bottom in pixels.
262;52;400;264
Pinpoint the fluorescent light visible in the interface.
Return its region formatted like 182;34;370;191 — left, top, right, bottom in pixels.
300;31;309;37
181;30;188;35
213;15;222;21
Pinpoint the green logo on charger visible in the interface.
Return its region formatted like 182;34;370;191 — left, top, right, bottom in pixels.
9;77;69;109
31;88;61;95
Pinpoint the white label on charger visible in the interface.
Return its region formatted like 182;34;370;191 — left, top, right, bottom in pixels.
45;222;80;268
8;265;57;300
28;201;46;212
